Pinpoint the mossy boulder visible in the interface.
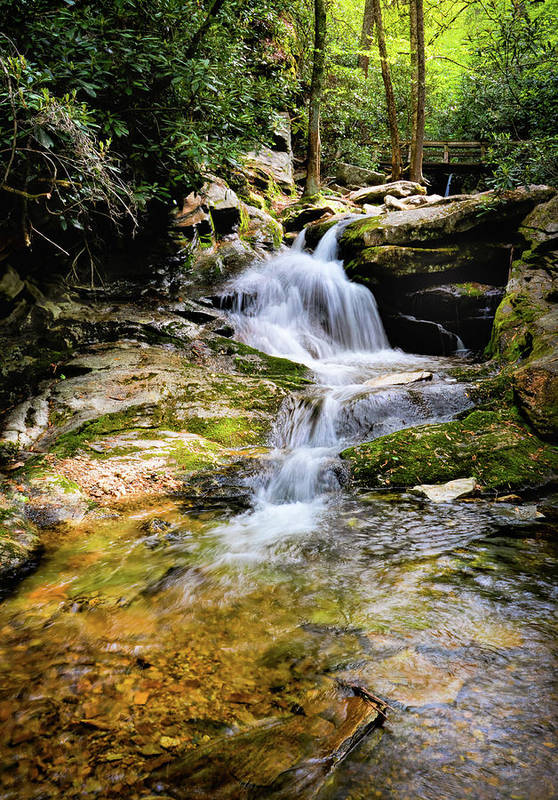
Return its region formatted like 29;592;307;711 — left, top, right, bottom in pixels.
341;409;558;492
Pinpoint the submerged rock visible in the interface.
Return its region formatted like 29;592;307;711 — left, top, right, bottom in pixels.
411;476;477;503
341;409;558;492
150;680;384;799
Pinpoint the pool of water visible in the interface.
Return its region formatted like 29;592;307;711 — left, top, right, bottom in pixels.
0;490;556;799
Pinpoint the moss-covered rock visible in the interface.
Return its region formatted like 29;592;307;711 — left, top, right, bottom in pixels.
341;409;558;492
487;193;558;439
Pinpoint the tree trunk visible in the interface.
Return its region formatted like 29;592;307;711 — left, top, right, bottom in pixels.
303;0;327;198
409;0;425;182
371;0;402;180
184;0;228;59
358;0;375;76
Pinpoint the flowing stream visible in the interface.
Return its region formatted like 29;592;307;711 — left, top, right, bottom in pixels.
0;228;556;800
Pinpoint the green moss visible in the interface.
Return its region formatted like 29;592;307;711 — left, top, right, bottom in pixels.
52;407;152;456
342;409;558;492
167;439;225;472
182;416;262;447
0;441;18;466
208;337;311;389
486;288;543;361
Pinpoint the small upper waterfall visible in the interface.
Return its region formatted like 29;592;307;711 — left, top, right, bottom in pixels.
224;223;388;367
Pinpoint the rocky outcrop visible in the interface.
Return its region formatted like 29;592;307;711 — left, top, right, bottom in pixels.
341;186;555;248
339;186;556;354
342;409;558;492
244;113;295;193
488;193;558;439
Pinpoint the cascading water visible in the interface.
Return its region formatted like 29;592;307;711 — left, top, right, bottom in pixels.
216;223;472;550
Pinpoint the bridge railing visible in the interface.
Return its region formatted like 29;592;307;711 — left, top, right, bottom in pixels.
375;140;523;166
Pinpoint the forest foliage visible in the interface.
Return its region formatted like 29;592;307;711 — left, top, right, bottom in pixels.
0;0;556;267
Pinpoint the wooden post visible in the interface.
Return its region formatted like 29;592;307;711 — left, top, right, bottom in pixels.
443;144;449;163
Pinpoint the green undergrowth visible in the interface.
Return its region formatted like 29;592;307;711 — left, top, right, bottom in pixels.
342;409;558;492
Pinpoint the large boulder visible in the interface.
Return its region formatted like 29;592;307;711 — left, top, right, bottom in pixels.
203;178;242;234
344;242;511;289
341;186;556;248
341;409;558;492
335;162;386;188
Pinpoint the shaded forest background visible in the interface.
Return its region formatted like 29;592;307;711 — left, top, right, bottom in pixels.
0;0;557;278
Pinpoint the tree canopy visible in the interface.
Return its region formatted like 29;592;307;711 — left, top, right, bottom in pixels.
1;0;556;270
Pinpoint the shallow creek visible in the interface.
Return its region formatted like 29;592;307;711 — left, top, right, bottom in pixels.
0;229;557;799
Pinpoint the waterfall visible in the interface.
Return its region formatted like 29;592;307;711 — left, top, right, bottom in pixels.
215;222;471;548
225;223;388;366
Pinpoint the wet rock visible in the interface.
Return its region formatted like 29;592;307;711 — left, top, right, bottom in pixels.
381;314;463;356
342;409;558;492
411;476;477;503
364;371;433;388
304;213;360;250
348;181;425;205
0;507;42;597
150;681;383;799
395;283;506;351
335;162;386;188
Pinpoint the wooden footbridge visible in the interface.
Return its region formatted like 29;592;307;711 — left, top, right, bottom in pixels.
377;140;500;171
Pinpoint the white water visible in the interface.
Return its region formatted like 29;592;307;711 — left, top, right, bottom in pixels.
214;224;471;558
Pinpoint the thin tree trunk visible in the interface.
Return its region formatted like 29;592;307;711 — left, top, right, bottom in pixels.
303;0;327;198
371;0;402;180
184;0;228;59
409;0;425;182
358;0;375;76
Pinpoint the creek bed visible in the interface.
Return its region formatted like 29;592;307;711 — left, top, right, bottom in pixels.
0;490;556;799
